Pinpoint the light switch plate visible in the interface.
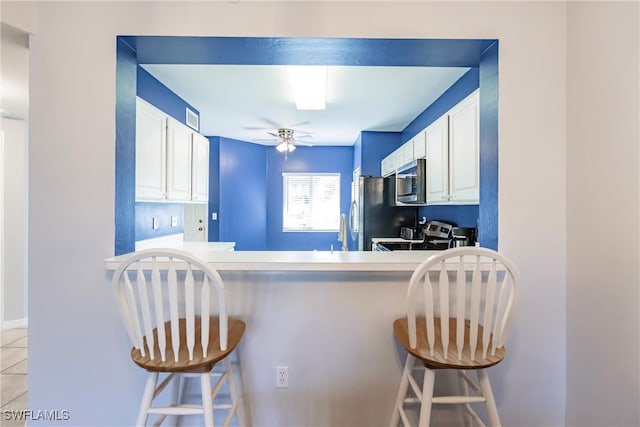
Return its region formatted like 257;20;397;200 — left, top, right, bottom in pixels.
171;216;178;227
152;217;159;230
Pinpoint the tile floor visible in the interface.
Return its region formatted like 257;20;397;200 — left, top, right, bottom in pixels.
0;328;27;427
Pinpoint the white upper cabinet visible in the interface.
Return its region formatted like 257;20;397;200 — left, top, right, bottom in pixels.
381;151;396;177
166;117;193;201
448;91;480;203
413;130;426;159
135;97;209;203
191;132;210;202
425;115;450;204
135;98;167;201
400;139;414;165
425;90;480;205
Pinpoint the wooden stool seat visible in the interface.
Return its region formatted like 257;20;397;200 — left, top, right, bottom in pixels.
132;317;246;373
393;317;504;370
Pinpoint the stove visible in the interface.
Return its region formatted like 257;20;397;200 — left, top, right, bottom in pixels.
374;239;450;251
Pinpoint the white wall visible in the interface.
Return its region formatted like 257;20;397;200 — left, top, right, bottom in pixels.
1;117;28;326
1;19;30;328
12;1;629;425
566;2;640;426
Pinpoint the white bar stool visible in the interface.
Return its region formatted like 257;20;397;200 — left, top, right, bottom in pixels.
112;249;246;427
390;247;520;427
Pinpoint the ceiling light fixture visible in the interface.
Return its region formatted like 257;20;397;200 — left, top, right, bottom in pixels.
286;66;327;110
276;140;296;160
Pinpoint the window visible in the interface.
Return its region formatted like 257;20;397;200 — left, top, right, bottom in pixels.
282;173;340;231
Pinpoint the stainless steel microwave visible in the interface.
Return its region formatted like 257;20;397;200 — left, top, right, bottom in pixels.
395;159;426;204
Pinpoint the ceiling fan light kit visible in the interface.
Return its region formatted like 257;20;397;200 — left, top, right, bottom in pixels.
276;141;296;153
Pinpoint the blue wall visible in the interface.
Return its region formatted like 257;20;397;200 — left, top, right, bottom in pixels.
401;68;479;142
218;138;268;250
135;202;185;240
216;141;353;251
478;42;499;249
115;39;137;255
137;67;200;130
357;131;402;177
266;146;353;251
207;136;221;242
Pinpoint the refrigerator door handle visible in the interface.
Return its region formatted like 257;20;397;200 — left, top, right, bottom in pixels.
349;200;357;241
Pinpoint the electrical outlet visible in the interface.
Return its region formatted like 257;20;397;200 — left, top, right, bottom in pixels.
276;366;288;388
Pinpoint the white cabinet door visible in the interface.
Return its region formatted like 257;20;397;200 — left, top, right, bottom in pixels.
448;91;479;203
381;152;395;177
166;118;193;201
401;140;414;165
425;115;450;204
135;98;167;201
191;132;210;203
413;130;426;159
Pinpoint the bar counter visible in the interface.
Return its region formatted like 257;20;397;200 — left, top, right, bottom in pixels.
104;245;454;425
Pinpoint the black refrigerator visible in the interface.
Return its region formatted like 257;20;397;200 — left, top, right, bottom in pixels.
348;176;418;251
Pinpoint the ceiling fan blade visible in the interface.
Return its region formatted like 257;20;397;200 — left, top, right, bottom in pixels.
267;131;280;138
244;126;274;131
289;121;311;129
258;117;282;128
295;134;313;139
294;141;314;147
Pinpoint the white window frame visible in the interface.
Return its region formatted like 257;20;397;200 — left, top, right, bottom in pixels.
282;173;341;232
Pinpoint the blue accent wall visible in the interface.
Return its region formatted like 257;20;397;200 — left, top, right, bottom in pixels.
218;138;268;250
478;42;499;250
135;202;184;240
401;68;479;143
125;37;495;67
137;66;200;129
207;136;221;242
358;131;402;176
266;146;353;251
421;205;479;228
115;38;137;255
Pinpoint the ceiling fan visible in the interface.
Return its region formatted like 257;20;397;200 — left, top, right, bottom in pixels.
256;127;313;160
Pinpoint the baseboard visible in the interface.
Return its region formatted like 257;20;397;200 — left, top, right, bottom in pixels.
2;317;28;329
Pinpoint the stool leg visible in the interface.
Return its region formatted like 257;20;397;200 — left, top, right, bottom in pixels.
225;357;244;426
137;372;158;427
389;354;415;427
418;368;435;427
200;372;214;427
168;374;182;426
477;369;501;427
457;371;472;427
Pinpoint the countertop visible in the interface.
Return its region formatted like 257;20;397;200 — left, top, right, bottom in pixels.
104;246;441;272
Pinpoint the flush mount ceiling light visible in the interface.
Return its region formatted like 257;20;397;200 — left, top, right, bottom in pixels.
286;66;327;110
